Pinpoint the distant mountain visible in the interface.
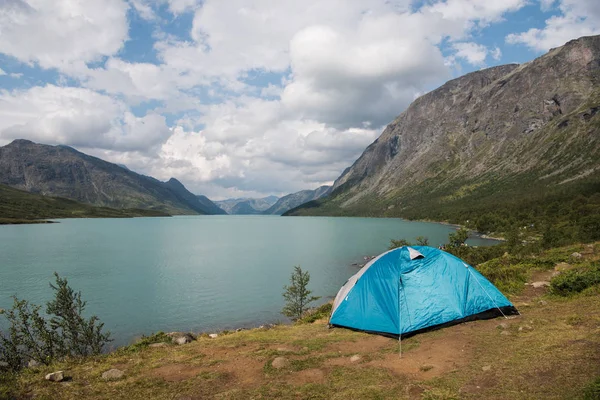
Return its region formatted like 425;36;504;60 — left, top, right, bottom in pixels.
214;195;279;215
263;186;331;215
0;183;169;223
0;140;224;215
287;35;600;223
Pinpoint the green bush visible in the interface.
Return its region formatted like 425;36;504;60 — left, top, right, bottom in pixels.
550;262;600;296
476;258;530;294
297;303;333;324
0;273;111;371
583;376;600;400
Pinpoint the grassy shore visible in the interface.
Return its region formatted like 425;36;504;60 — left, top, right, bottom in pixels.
2;243;599;400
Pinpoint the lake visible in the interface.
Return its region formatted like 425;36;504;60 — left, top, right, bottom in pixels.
0;216;497;346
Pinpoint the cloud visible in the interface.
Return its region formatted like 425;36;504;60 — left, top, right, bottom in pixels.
0;0;129;70
506;0;600;51
0;85;170;153
452;42;489;66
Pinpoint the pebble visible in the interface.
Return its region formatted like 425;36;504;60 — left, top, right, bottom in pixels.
45;371;64;382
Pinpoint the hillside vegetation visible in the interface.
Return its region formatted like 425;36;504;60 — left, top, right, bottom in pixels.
0;184;169;223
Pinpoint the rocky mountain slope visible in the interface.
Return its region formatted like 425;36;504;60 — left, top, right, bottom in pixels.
0;140;225;215
214;196;278;215
288;35;600;222
264;186;331;215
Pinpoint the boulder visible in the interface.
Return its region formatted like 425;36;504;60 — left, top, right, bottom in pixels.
350;355;362;363
209;333;219;339
102;368;124;381
45;371;64;382
271;357;290;369
27;359;40;368
571;252;583;259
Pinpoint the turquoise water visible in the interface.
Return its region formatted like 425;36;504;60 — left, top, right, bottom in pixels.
0;216;496;346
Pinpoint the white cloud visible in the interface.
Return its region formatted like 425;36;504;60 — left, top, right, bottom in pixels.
0;0;558;199
507;0;600;51
0;0;129;70
452;42;489;66
0;85;170;153
0;68;5;75
491;46;502;60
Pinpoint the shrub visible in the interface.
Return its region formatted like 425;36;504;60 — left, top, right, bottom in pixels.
297;303;333;324
389;239;411;250
550;262;600;296
582;376;600;400
0;273;111;371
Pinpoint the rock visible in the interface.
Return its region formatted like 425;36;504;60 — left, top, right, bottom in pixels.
531;281;550;288
350;355;362;363
538;300;548;306
518;325;534;332
209;333;219;339
102;368;124;381
271;357;290;369
174;336;193;345
235;328;245;332
482;365;492;371
27;359;40;368
500;330;511;336
571;252;583;259
45;371;64;382
149;342;167;348
168;332;195;344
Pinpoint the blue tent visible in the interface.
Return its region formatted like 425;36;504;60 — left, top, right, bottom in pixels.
330;246;518;336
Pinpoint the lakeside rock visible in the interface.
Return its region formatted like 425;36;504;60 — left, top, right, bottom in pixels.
167;332;195;344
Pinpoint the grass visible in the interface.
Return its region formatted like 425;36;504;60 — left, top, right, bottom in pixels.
0;184;170;223
2;242;599;399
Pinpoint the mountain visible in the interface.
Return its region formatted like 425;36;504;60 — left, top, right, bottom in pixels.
264;186;331;215
0;140;224;215
214;196;278;215
287;36;600;227
0;183;169;223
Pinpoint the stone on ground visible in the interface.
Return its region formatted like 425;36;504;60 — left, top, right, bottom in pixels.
102;368;124;380
45;371;64;382
271;357;290;369
350;354;362;363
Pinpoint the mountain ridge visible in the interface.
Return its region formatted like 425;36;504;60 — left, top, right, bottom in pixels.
287;35;600;229
0;140;225;215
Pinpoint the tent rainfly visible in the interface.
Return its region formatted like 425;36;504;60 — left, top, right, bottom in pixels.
329;246;518;337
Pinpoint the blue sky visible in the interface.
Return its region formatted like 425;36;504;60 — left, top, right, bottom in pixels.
0;0;599;199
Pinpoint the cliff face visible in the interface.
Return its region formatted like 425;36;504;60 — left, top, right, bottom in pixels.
0;140;224;215
292;35;600;216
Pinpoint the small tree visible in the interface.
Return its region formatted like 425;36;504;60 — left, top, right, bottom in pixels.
282;266;320;321
415;236;429;246
448;228;469;248
388;239;411;250
0;273;111;371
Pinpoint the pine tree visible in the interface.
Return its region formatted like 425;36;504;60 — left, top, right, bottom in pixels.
282;266;320;321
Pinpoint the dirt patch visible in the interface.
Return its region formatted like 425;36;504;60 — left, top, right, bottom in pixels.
151;364;204;382
367;327;475;379
287;368;326;385
214;356;265;387
326;333;393;354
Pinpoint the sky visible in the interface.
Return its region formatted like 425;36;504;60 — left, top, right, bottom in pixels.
0;0;599;200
